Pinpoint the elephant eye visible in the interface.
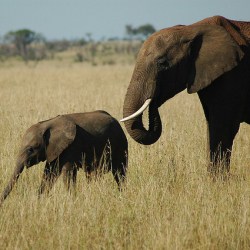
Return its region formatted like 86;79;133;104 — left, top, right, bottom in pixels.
157;57;169;68
157;57;165;64
27;147;34;154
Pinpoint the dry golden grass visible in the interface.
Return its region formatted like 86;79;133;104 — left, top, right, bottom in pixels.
0;60;249;249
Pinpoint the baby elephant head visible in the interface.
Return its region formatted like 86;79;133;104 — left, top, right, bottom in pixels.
0;116;76;205
19;116;76;168
19;124;47;168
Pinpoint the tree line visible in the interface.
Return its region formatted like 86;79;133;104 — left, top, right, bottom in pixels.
0;24;156;62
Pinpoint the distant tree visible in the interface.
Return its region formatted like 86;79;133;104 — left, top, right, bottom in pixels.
125;25;136;39
137;24;156;39
77;38;88;46
125;24;156;40
45;39;71;52
4;29;44;60
86;32;93;43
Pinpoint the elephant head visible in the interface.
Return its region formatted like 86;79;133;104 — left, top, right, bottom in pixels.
0;116;76;204
121;24;244;144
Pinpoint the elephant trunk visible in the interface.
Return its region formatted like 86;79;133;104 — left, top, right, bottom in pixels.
0;160;25;206
122;83;162;145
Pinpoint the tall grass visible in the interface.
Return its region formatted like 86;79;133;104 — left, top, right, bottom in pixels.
0;61;249;249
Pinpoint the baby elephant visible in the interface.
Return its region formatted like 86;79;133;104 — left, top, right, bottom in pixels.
0;111;128;205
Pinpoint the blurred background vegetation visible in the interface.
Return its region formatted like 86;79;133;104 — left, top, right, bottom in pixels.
0;23;156;65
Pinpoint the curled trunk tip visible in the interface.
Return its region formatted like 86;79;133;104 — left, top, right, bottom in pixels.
123;100;162;145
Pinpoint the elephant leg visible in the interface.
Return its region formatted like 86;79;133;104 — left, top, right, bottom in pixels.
72;165;77;186
208;120;240;175
85;166;93;183
198;86;243;176
111;167;126;190
206;122;211;166
38;162;61;196
83;159;95;183
111;151;128;190
62;162;78;191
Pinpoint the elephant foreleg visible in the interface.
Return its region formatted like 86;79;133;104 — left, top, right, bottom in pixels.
208;121;240;175
38;162;61;196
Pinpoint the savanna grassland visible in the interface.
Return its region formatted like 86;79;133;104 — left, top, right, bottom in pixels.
0;57;250;249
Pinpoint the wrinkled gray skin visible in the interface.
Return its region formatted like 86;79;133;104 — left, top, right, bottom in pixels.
122;16;250;174
0;111;128;205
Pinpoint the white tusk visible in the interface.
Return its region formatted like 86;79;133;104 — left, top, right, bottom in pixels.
120;99;152;122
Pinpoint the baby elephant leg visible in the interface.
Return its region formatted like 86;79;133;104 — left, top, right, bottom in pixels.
38;162;61;196
85;168;92;183
112;164;126;190
112;148;128;190
111;152;127;190
109;133;128;190
62;162;77;191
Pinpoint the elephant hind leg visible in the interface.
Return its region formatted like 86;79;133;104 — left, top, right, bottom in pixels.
111;167;126;191
111;150;128;190
85;165;94;183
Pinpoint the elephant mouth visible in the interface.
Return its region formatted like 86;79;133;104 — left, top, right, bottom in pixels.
26;160;32;168
26;157;38;168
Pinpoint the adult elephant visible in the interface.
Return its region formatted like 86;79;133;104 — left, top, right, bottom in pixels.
121;16;250;174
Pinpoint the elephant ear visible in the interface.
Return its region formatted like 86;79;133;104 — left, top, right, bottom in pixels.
187;24;244;93
42;115;76;163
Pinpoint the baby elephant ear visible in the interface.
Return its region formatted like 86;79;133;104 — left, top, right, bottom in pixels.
43;116;76;163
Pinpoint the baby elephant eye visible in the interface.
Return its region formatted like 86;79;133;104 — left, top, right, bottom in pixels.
27;147;34;154
158;57;166;64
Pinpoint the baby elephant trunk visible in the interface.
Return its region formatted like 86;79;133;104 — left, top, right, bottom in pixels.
0;162;25;206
